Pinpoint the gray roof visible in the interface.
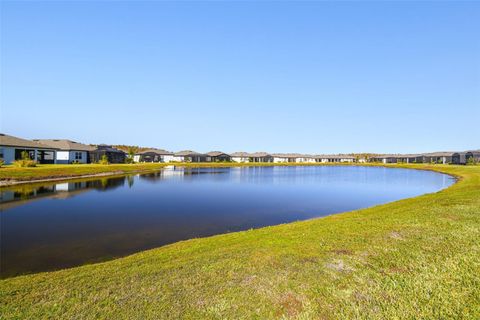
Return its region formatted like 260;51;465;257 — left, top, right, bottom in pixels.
230;152;250;157
314;154;355;159
396;154;422;158
174;150;205;156
136;148;173;155
207;151;230;157
249;152;272;157
230;152;272;157
33;139;95;152
93;145;125;153
421;152;456;157
0;133;58;150
272;153;309;158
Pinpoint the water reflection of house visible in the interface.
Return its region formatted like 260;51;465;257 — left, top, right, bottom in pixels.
1;177;129;211
0;133;58;164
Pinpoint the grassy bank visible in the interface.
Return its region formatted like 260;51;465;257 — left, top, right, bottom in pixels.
1;164;479;319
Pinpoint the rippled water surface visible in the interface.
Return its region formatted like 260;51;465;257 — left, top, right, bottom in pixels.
0;166;454;277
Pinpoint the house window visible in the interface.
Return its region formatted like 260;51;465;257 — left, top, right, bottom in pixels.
0;148;4;159
75;152;83;160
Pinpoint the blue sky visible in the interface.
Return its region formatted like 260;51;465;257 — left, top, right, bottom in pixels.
1;1;479;153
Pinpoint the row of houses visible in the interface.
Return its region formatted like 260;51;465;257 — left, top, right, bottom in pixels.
370;151;480;165
0;134;126;165
1;133;478;165
134;150;359;164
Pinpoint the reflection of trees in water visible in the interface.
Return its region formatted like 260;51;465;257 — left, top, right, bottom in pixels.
127;175;135;188
87;176;126;191
138;172;164;181
8;185;56;201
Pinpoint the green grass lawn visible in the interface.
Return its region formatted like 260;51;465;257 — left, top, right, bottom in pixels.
0;163;169;182
1;164;479;319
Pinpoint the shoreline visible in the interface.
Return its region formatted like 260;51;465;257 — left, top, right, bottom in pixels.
0;162;455;187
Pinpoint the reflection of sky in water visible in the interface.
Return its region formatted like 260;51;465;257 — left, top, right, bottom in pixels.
0;166;454;278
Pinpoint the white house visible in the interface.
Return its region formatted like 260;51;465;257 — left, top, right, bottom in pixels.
33;139;95;164
272;153;315;163
272;153;297;163
370;155;398;164
133;149;175;163
172;150;209;162
295;155;316;163
314;155;356;163
231;152;251;163
0;133;58;164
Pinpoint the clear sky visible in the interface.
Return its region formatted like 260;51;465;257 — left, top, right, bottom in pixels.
1;1;479;154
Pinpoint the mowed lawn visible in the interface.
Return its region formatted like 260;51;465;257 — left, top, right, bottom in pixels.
1;165;479;319
0;163;168;181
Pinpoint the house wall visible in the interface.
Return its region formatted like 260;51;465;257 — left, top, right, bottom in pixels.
172;156;185;162
0;147;15;164
163;155;175;163
273;157;288;163
55;151;88;164
295;158;315;163
232;156;249;163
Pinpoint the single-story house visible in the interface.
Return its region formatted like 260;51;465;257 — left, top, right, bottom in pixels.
452;152;467;165
395;154;423;163
173;150;209;162
206;151;231;162
296;155;316;163
89;145;126;164
33;139;95;164
272;153;300;163
315;155;356;163
369;155;398;164
466;150;480;164
249;152;273;163
421;152;455;164
134;149;174;163
0;133;58;164
231;152;251;163
272;153;315;163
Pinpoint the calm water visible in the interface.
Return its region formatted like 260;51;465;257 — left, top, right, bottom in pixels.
0;166;454;278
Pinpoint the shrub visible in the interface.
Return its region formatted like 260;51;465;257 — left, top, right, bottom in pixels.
99;154;110;165
0;159;4;168
466;157;477;166
13;151;37;167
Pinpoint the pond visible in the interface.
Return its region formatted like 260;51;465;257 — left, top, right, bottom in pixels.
0;165;454;278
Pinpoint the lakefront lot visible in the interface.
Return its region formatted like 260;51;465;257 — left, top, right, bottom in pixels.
1;164;479;319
